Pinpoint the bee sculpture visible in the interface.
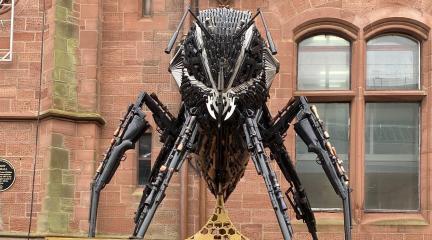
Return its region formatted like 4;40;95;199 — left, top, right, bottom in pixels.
88;7;352;240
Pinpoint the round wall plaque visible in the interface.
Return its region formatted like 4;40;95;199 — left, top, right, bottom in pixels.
0;158;15;191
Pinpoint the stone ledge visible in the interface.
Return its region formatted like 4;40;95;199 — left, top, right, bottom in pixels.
362;217;429;226
0;232;130;239
0;109;106;125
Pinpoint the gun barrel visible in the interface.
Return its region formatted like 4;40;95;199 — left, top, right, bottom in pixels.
165;8;190;54
343;188;352;240
258;9;277;54
88;183;100;237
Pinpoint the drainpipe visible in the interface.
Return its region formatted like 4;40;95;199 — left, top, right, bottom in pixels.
179;0;195;238
199;175;207;226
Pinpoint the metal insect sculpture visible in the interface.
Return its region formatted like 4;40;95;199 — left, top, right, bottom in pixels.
88;7;352;240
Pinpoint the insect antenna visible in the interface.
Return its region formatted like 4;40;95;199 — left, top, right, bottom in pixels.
258;9;278;54
165;7;190;54
234;8;278;55
165;7;213;54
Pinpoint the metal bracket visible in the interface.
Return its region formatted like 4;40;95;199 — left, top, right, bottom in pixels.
0;0;14;62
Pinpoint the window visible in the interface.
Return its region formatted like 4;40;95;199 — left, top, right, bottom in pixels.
142;0;152;17
294;30;424;214
295;34;352;209
365;103;420;210
367;35;420;90
138;132;152;185
296;103;350;209
364;34;422;211
297;35;351;90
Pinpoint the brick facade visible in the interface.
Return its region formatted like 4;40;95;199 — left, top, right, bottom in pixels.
1;0;432;239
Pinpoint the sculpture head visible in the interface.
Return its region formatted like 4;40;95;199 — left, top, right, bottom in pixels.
183;8;264;90
168;8;279;120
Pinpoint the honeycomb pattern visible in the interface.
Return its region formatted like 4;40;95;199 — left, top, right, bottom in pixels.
186;196;248;240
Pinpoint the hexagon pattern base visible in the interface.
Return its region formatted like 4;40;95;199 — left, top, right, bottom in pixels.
186;195;248;240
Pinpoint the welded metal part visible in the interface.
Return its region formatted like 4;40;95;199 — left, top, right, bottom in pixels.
133;114;199;237
186;195;247;240
88;93;151;237
243;115;293;240
89;7;352;240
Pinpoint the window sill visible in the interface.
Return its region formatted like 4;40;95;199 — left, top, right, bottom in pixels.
360;212;428;226
292;212;347;226
292;218;345;226
291;212;353;233
364;90;427;101
132;187;145;197
138;16;153;22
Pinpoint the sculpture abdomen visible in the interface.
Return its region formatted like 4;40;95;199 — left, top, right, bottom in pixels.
195;126;249;200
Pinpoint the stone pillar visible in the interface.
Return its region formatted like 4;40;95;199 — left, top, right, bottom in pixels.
36;0;103;235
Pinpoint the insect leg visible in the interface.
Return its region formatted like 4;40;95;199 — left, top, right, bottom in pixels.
89;92;150;237
259;103;318;239
293;97;352;240
243;115;293;240
267;137;318;240
133;113;199;238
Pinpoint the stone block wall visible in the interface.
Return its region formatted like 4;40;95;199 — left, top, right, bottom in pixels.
1;0;432;239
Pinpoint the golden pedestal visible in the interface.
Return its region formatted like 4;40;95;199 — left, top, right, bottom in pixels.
186;196;248;240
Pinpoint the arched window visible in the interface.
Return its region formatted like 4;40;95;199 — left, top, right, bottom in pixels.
366;35;420;90
364;34;421;211
297;34;351;90
296;34;351;209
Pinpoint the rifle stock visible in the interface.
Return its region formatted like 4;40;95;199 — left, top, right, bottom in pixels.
88;93;149;237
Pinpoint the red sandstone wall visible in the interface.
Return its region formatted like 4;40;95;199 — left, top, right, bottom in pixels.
1;0;432;239
97;0;183;237
0;0;43;234
0;122;39;232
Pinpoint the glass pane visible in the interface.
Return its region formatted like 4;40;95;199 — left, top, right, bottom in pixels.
296;103;350;209
297;35;350;90
365;103;419;210
366;35;420;89
138;133;152;185
138;160;152;185
142;0;151;16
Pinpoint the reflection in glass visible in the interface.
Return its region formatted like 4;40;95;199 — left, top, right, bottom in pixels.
296;103;350;209
138;133;152;185
367;35;420;89
297;35;350;90
365;103;419;210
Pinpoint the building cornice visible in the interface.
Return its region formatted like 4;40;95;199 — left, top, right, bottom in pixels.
0;109;106;125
